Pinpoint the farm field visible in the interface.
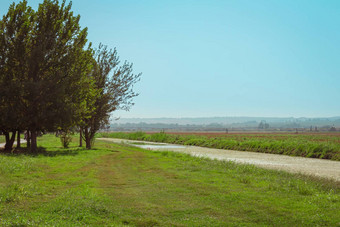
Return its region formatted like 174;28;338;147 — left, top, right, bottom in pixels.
100;131;340;161
0;134;339;226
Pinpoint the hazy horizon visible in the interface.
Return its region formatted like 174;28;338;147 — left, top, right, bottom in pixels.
1;0;339;119
112;115;340;128
116;115;340;119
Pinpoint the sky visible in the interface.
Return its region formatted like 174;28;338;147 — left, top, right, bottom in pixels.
1;0;339;118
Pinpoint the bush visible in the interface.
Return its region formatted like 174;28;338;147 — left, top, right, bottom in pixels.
59;131;73;148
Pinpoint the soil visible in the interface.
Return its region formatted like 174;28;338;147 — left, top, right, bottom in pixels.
0;139;27;148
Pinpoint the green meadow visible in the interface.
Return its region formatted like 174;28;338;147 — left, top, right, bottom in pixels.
0;134;339;226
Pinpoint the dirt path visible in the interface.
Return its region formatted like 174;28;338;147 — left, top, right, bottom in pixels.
98;138;340;182
0;139;27;148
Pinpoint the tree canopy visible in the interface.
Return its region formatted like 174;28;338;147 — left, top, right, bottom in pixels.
81;44;140;149
0;0;140;151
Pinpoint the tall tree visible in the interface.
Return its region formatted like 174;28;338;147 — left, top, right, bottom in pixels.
1;1;141;152
0;0;33;151
22;0;89;151
70;46;98;147
82;44;141;149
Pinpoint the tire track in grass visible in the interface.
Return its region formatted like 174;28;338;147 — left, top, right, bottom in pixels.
95;146;234;226
92;141;340;226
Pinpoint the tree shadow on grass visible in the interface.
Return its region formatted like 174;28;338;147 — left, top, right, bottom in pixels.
0;146;91;157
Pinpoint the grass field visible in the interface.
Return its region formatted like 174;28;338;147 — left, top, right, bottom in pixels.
100;131;340;161
0;134;339;226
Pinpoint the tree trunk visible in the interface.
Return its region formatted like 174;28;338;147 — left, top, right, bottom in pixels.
17;130;21;148
85;137;91;149
4;131;9;144
4;131;16;151
79;128;83;147
84;128;91;149
30;130;37;152
26;130;31;148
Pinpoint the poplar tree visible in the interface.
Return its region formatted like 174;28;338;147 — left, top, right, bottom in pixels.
0;0;90;152
81;44;141;149
0;0;33;151
0;1;141;152
23;0;89;151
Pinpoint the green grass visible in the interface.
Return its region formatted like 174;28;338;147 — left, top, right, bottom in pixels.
0;134;339;226
100;131;340;161
0;135;4;144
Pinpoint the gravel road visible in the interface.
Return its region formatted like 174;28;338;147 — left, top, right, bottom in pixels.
98;138;340;182
0;139;27;148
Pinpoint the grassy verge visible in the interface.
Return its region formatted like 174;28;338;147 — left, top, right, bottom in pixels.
0;134;339;226
99;132;340;161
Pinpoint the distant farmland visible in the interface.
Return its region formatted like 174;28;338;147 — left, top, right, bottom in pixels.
100;131;340;161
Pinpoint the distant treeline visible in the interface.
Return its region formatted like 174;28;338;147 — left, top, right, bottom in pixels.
106;122;339;132
115;116;340;125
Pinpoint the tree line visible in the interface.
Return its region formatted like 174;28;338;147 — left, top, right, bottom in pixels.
0;0;141;152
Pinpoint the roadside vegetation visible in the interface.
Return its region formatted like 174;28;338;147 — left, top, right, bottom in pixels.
99;131;340;161
0;134;339;226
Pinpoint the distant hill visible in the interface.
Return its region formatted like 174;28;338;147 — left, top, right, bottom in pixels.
108;116;340;132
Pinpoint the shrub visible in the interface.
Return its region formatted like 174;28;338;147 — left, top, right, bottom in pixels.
59;131;73;148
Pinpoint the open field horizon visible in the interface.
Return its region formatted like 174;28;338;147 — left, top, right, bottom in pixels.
0;0;339;225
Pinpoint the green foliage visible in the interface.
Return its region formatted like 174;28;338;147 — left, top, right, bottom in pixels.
23;0;89;132
149;130;168;142
0;1;140;151
0;0;33;134
81;44;141;149
104;132;340;161
0;0;91;151
58;130;73;148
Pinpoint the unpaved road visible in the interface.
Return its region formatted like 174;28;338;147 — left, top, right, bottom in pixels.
0;139;27;148
98;138;340;182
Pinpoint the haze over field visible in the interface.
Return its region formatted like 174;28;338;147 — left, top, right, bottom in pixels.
111;116;340;131
115;116;340;125
1;0;339;119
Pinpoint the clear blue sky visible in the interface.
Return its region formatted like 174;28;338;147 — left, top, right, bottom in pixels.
1;0;339;118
